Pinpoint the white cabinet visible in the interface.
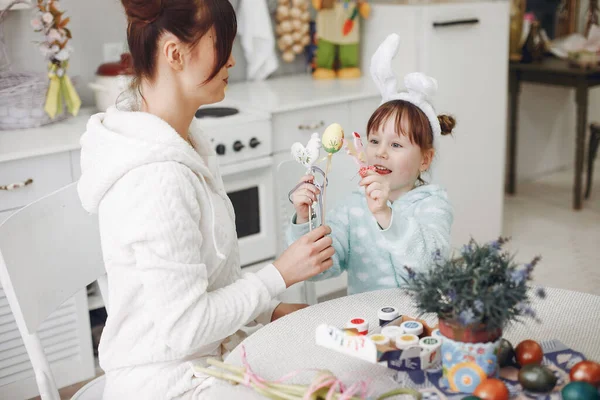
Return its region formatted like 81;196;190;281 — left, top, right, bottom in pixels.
361;1;509;246
0;153;73;212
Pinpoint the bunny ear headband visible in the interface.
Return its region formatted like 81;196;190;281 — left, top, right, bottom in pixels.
369;33;442;141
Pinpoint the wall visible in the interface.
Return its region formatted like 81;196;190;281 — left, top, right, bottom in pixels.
1;0;307;107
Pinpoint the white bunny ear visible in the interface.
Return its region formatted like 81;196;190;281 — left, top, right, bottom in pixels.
404;72;438;103
370;33;401;103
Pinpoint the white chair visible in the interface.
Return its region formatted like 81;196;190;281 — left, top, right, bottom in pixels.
0;182;108;400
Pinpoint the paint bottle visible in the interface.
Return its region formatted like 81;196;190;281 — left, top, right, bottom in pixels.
395;334;420;350
345;318;369;335
368;333;390;346
377;306;400;326
381;325;404;344
431;329;444;340
400;320;424;337
419;336;442;354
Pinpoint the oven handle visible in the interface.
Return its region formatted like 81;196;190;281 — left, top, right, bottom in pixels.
219;156;273;177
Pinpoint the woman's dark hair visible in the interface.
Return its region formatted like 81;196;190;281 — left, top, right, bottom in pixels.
121;0;237;87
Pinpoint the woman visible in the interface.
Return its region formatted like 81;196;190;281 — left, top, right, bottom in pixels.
77;0;334;398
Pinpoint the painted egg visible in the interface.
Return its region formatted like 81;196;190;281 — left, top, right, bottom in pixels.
515;340;543;366
570;361;600;387
518;364;557;393
473;378;510;400
561;381;600;400
321;123;344;154
497;339;516;368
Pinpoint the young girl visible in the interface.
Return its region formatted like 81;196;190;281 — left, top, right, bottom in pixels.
288;33;454;295
77;1;334;398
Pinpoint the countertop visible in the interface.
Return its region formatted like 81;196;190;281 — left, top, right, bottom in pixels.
0;74;380;163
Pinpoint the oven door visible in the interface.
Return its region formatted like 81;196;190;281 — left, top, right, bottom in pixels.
220;157;276;268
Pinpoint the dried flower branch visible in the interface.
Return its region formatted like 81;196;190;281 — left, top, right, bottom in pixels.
401;237;545;331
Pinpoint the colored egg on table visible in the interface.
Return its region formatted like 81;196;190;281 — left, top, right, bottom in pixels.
473;378;510;400
515;339;544;366
321;123;344;154
561;381;600;400
569;360;600;387
518;364;557;393
497;338;516;368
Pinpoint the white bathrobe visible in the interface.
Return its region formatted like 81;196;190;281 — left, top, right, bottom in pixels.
77;106;285;399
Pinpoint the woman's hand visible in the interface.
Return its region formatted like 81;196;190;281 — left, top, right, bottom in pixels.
359;170;392;229
291;175;320;224
273;225;334;288
271;303;309;322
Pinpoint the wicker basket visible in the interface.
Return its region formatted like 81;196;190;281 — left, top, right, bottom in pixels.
0;0;74;131
0;71;73;131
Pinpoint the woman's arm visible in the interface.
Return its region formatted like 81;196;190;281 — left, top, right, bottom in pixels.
107;162;286;353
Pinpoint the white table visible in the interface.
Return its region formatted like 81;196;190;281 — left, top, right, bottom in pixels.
204;288;600;398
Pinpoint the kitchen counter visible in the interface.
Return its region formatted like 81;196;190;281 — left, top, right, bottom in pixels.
0;109;94;163
0;74;379;163
223;74;380;113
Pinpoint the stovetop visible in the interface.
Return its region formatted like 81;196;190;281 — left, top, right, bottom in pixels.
191;101;272;166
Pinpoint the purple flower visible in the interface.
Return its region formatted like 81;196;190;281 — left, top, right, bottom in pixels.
433;249;442;261
404;266;416;279
459;308;477;325
517;302;536;318
491;240;501;250
509;268;527;284
474;300;484;313
447;289;457;303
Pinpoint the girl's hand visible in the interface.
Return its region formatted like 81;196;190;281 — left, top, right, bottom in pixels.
359;170;392;228
291;175;320;224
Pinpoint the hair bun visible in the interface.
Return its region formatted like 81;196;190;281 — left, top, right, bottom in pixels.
438;114;456;136
121;0;163;24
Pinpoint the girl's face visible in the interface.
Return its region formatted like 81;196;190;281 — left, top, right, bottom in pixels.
177;27;235;105
366;115;434;199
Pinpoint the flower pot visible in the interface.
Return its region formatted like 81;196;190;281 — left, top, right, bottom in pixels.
439;319;502;394
438;319;502;343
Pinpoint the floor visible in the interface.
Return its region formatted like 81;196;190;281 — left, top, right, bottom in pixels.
32;166;600;399
503;165;600;296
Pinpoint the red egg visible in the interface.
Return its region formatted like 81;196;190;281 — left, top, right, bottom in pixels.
515;340;544;366
570;361;600;387
473;378;510;400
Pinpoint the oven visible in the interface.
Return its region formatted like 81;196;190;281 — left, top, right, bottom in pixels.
219;157;276;268
194;104;277;268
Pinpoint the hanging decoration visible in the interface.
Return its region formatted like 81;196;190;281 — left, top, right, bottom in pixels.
31;0;81;119
275;0;311;63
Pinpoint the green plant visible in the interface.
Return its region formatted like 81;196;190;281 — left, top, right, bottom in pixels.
401;237;545;332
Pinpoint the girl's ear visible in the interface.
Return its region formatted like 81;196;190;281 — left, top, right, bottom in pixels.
420;148;435;172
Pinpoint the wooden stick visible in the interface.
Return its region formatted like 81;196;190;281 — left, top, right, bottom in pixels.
321;154;332;225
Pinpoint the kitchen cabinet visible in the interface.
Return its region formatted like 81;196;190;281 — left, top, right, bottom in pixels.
362;0;509;246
